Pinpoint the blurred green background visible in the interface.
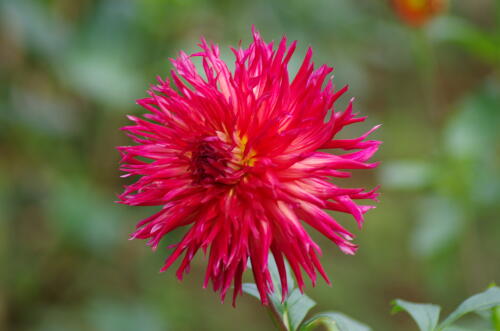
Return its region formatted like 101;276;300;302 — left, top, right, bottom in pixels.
0;0;499;330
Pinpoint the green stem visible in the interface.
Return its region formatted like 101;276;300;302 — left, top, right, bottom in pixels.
267;300;288;331
493;305;500;331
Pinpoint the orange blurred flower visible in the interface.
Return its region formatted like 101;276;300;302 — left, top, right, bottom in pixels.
392;0;447;27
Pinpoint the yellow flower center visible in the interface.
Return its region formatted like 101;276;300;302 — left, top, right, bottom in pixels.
216;130;257;168
234;134;257;167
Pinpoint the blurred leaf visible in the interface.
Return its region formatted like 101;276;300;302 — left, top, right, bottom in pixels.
439;287;500;330
429;17;500;64
35;299;168;331
58;47;145;109
0;0;69;58
444;85;500;160
301;312;371;331
380;161;433;190
86;299;167;331
411;196;465;258
47;179;123;252
10;87;78;135
392;299;440;331
442;83;500;206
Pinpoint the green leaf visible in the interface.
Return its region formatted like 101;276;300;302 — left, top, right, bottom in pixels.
438;286;500;330
245;254;296;306
284;289;316;331
242;283;260;301
392;299;441;331
244;255;316;331
301;312;371;331
268;254;296;303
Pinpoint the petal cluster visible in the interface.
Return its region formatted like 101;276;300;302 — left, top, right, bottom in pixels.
118;28;380;305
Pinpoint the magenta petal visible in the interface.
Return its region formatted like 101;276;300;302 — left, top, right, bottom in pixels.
118;28;380;305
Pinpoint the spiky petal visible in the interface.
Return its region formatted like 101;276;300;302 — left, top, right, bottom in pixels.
118;28;380;305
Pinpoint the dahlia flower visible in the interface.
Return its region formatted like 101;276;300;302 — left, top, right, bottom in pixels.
118;28;380;305
392;0;447;27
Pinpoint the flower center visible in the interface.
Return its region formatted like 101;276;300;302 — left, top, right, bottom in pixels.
191;136;233;184
190;132;256;185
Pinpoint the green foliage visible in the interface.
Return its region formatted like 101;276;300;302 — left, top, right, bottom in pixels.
286;289;317;330
243;256;317;331
392;300;440;331
244;256;369;331
429;17;500;65
439;286;500;330
381;82;500;260
393;286;500;331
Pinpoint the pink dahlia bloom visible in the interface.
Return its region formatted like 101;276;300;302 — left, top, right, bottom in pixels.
118;28;380;305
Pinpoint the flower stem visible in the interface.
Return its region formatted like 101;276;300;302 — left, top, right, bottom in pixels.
492;305;500;331
266;298;288;331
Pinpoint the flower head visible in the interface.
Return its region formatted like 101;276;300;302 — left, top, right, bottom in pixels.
392;0;447;27
118;28;380;305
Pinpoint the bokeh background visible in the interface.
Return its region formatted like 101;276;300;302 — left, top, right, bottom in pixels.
1;0;499;330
